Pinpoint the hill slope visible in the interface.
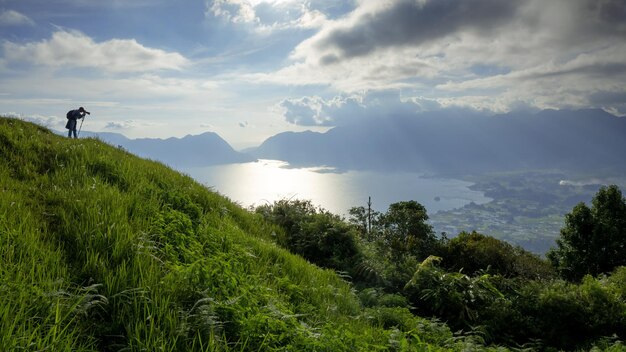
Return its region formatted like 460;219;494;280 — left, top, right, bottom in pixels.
0;117;495;351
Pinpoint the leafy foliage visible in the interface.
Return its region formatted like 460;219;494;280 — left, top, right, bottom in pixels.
346;198;626;350
509;270;626;350
254;199;361;272
548;185;626;280
441;231;554;279
379;201;439;260
404;256;506;330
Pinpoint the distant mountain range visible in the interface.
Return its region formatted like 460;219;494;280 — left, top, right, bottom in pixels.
248;109;626;174
79;131;254;167
71;108;626;173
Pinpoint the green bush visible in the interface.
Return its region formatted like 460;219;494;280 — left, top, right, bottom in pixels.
403;256;505;330
255;199;361;272
358;288;409;309
441;231;554;279
504;269;626;350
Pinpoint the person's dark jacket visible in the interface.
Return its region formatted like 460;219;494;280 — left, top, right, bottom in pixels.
65;110;83;130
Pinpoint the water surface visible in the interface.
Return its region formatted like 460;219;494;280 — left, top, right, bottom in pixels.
184;160;491;215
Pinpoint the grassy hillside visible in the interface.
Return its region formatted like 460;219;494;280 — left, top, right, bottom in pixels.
0;117;497;351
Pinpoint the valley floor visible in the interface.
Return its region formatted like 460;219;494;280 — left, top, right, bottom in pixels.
430;171;626;254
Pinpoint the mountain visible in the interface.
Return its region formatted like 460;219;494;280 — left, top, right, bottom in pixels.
81;130;255;167
250;109;626;174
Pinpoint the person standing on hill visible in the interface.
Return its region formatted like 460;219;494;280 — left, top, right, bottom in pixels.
65;107;89;138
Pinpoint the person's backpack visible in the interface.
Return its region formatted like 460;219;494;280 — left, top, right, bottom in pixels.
66;110;73;120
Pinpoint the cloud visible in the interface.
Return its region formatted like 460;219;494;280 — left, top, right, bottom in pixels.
239;121;248;127
209;0;257;23
293;0;626;65
278;91;435;126
206;0;328;32
300;0;521;63
255;0;626;114
105;120;136;130
0;73;219;104
9;0;170;9
0;10;35;26
279;96;324;125
435;44;626;112
2;30;189;73
1;112;60;128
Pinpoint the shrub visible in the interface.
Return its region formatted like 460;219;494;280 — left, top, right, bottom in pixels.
442;231;554;279
512;272;626;350
403;256;505;330
255;199;361;272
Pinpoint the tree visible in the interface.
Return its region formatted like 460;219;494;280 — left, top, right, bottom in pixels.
380;200;438;260
547;185;626;280
348;202;382;242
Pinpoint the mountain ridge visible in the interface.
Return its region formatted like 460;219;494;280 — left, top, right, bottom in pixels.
80;129;255;167
56;108;626;173
249;108;626;174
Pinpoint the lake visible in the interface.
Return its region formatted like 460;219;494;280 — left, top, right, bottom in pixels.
183;160;491;216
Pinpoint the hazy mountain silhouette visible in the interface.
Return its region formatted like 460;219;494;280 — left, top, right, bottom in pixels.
81;131;254;167
249;109;626;174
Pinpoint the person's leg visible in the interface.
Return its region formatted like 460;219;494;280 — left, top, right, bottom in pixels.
68;129;72;138
71;128;77;138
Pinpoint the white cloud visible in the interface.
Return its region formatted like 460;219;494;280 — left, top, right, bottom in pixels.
434;44;626;112
0;10;34;26
207;0;328;32
200;122;216;128
105;120;136;130
0;73;220;104
210;0;257;23
255;0;626;114
278;96;333;125
278;91;435;126
293;7;327;29
2;30;189;73
1;112;61;128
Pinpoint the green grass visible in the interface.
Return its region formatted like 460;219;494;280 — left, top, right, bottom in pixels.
1;117;504;351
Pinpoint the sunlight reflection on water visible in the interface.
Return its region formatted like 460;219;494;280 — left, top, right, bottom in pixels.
184;160;491;215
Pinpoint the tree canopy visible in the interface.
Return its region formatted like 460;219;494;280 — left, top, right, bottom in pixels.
548;185;626;280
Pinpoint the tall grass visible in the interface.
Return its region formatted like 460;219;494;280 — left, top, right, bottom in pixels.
0;117;505;351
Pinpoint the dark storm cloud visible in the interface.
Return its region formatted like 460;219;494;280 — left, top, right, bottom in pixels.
529;62;626;80
566;0;626;41
314;0;522;62
591;0;626;26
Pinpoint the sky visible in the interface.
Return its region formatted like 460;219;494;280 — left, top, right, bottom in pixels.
0;0;625;148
